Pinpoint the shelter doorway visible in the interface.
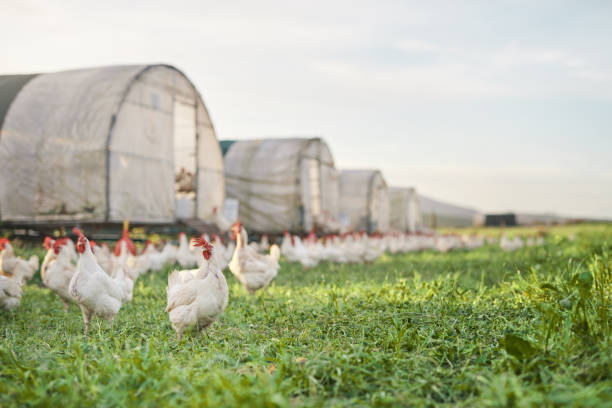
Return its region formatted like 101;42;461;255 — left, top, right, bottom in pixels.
173;98;197;219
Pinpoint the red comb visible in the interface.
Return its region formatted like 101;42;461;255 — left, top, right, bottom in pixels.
192;237;213;260
52;237;70;255
0;238;10;249
72;227;84;238
43;236;54;250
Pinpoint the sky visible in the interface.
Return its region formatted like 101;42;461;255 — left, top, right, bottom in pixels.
1;0;611;219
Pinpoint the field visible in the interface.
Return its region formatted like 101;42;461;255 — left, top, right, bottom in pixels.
1;224;611;407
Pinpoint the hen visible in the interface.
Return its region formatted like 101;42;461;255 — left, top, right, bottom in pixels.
69;228;131;335
228;222;280;294
42;237;76;311
0;275;23;310
92;242;113;275
166;237;228;340
176;232;198;268
0;238;39;283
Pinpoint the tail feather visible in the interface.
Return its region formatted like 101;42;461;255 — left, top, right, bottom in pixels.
269;244;280;262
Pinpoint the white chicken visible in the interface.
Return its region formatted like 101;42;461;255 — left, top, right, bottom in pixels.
126;246;152;277
0;238;39;284
229;222;280;294
41;237;58;277
41;237;76;311
342;234;365;264
280;232;297;262
176;232;198;268
92;242;113;275
166;237;228;340
363;234;385;263
69;228;132;335
258;234;270;253
143;241;170;272
210;234;230;270
0;275;23;310
292;236;319;268
322;235;348;263
500;234;524;252
112;240;139;284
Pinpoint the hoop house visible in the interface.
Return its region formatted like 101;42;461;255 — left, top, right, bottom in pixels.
222;138;340;233
339;170;390;233
389;187;422;232
0;64;224;224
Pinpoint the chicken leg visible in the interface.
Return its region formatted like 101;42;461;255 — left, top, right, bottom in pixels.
80;306;92;336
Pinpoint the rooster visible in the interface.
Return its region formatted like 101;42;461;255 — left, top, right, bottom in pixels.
0;238;39;283
228;222;280;294
166;237;228;340
113;222;136;257
69;228;131;335
42;237;76;311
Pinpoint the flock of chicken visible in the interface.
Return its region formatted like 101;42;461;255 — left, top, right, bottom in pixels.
0;226;545;340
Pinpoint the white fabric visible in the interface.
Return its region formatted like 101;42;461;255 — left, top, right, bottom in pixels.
339;170;390;232
223;138;339;233
0;64;224;223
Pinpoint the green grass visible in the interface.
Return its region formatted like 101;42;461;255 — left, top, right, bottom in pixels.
1;224;611;407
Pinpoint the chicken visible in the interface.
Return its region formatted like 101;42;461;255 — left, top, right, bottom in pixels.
292;235;319;268
166;237;228;340
0;238;39;283
280;231;296;261
321;235;348;263
163;241;179;265
0;275;23;310
363;234;385;263
114;223;136;257
41;237;76;311
190;234;209;266
126;247;152;277
110;241;136;301
41;236;58;278
342;233;365;264
176;232;197;268
258;234;270;252
211;234;230;270
92;242;113;275
229;222;280;294
500;234;524;252
280;232;318;267
69;228;131;335
175;167;195;193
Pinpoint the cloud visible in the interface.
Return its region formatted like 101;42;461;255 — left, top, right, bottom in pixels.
393;40;439;53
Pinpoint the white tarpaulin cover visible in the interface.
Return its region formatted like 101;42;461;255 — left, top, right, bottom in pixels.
339;170;390;233
389;187;422;232
0;64;224;224
223;138;340;233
